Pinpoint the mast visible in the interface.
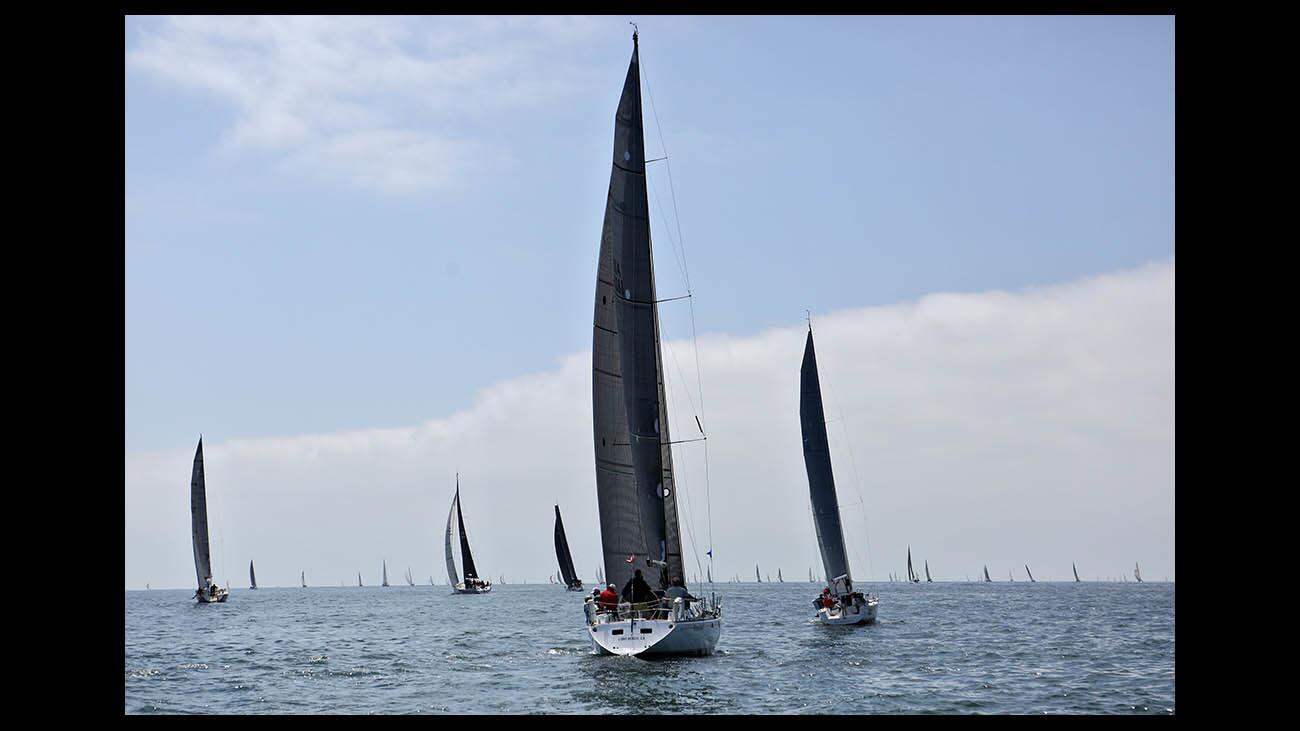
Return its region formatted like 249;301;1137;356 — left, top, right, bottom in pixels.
801;328;854;591
190;437;214;591
591;33;686;595
554;505;580;587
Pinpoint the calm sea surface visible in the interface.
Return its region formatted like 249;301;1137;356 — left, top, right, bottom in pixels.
124;581;1173;714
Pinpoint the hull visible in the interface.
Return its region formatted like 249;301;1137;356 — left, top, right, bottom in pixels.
816;597;878;626
566;585;585;592
588;616;721;657
453;583;492;594
196;588;229;604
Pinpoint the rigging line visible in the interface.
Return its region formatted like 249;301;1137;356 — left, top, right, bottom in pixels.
648;167;690;287
663;376;704;580
643;40;714;590
820;359;876;582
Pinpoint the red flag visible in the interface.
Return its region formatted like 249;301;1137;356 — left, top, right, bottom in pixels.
626;554;636;564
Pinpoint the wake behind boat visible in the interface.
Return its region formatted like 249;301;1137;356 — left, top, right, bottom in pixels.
190;437;229;604
445;474;491;594
582;30;720;658
802;328;877;626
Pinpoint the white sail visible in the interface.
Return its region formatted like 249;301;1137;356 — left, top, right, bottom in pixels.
444;493;460;586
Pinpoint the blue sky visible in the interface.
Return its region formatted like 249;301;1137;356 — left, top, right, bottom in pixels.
125;15;1174;588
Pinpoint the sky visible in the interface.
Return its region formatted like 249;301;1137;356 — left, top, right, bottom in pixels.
124;15;1175;588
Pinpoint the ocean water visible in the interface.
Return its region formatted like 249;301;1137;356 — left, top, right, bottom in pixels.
124;581;1174;714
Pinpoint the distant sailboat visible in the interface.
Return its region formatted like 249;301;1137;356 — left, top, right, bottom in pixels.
925;560;932;583
146;583;151;591
445;474;491;594
301;571;307;588
756;564;762;583
1025;564;1036;583
1073;563;1081;582
802;326;878;625
1009;570;1014;582
358;572;363;587
249;560;258;590
405;567;415;586
381;560;390;587
190;437;228;604
983;566;992;582
778;568;784;583
1134;563;1143;583
554;505;583;591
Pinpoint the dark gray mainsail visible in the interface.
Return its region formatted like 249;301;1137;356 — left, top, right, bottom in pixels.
800;329;852;587
456;482;479;581
554;505;579;587
190;438;213;589
592;35;685;594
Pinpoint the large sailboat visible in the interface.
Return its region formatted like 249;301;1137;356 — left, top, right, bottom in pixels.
445;475;491;594
190;437;229;603
554;505;584;591
802;327;878;625
583;30;721;658
249;560;258;590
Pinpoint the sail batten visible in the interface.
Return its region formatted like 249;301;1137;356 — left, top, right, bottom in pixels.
801;330;852;587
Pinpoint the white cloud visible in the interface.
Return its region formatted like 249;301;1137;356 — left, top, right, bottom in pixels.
126;15;604;194
125;259;1174;589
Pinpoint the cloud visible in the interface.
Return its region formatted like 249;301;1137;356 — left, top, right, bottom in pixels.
125;259;1174;589
125;15;604;194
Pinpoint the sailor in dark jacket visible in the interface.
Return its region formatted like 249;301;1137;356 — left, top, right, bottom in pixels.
621;569;656;604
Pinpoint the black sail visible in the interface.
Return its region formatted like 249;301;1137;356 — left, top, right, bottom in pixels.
592;36;683;594
190;438;212;589
801;330;852;588
456;485;479;580
554;505;579;587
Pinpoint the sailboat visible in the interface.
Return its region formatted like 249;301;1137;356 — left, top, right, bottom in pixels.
190;437;228;603
906;547;920;583
1134;563;1144;583
583;30;721;658
802;326;878;625
1073;563;1081;582
554;505;584;591
778;568;784;583
381;560;390;587
301;571;307;588
1025;564;1036;582
405;567;415;586
925;560;932;583
249;560;258;590
756;565;762;583
445;474;491;594
983;566;992;582
1009;570;1014;582
358;572;363;587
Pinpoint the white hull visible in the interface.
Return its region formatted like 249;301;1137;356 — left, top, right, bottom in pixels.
817;597;878;626
589;615;721;657
454;583;492;594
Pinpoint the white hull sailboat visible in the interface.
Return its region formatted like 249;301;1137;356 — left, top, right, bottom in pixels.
445;474;491;594
801;326;878;626
190;437;229;604
583;30;720;658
